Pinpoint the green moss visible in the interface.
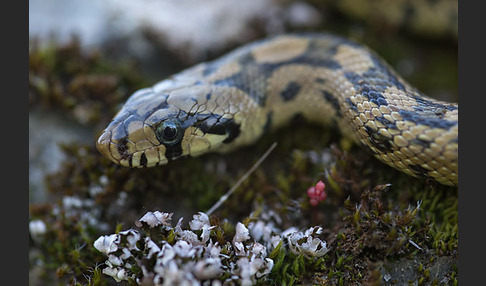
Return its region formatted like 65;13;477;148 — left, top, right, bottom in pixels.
29;36;149;125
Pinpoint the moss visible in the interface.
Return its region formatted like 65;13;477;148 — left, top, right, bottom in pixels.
29;36;149;126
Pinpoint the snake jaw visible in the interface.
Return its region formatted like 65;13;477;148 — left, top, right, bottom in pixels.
96;129;118;164
96;120;134;167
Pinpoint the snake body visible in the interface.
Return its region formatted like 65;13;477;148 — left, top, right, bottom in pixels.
97;33;458;186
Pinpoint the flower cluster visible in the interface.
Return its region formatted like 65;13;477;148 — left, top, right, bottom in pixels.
307;180;327;206
286;226;328;257
94;211;273;285
94;210;329;285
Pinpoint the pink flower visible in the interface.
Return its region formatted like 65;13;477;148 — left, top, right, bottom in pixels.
307;180;327;206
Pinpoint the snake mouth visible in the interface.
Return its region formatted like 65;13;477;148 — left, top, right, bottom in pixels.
97;126;172;168
96;129;123;166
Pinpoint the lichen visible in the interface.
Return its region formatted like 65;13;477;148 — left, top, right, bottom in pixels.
92;210;329;285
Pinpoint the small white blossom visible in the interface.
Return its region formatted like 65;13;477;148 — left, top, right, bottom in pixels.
192;257;223;279
119;248;132;260
249;242;266;257
305;226;323;236
99;175;109;186
119;229;141;250
234;222;250;242
155;243;176;268
102;266;131;282
114;191;128;207
235;257;255;286
94;234;120;254
189;212;215;244
108;254;123;266
89;183;104;196
176;228;201;245
62;196;83;209
233;256;273;286
233;241;247;257
174;217;205;245
154;260;199;286
29;219;47;242
189;212;210;230
256;258;274;278
287;227;329;257
281;226;298;237
199;226;215;244
145;237;161;259
205;241;221;258
138;211;173;228
173;240;197;258
270;235;283;249
232;223;251;256
248;220;276;242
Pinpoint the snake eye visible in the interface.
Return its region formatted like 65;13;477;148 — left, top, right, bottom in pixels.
156;119;183;145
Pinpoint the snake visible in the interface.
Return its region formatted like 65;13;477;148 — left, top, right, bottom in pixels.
96;33;458;186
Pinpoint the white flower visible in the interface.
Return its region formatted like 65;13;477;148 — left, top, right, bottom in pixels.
174;217;204;245
99;175;109;186
305;226;323;236
270;235;283;249
205;241;222;258
145;237;161;259
234;222;250;242
154;260;199;286
235;257;255;286
233;256;273;286
62;196;83;209
155;243;176;268
199;226;215;244
248;220;276;242
119;229;141;250
176;228;201;245
249;242;266;257
102;266;130;282
232;223;250;257
286;227;328;257
281;226;298;237
138;211;173;228
173;240;197;258
119;248;132;260
94;234;120;254
189;212;214;244
189;212;210;230
29;219;47;242
258;258;274;278
108;254;123;266
233;241;247;257
89;184;104;196
192;257;223;279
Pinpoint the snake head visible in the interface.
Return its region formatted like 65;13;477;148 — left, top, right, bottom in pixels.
96;83;241;167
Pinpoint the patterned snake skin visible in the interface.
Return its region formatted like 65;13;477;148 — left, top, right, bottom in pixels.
97;33;458;186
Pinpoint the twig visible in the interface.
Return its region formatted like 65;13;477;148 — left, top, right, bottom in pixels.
206;142;278;216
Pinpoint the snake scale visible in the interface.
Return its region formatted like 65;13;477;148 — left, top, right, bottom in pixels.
97;33;458;186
